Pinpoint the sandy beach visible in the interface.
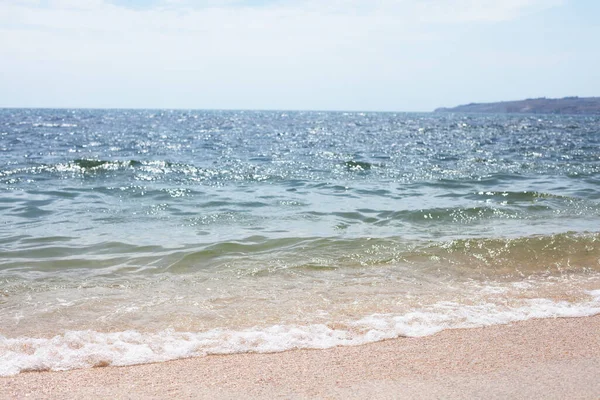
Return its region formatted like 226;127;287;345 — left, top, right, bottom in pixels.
2;315;599;399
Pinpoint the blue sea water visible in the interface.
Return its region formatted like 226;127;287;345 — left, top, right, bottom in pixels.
1;109;600;375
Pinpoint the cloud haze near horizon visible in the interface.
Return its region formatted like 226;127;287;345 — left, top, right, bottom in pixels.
1;0;598;111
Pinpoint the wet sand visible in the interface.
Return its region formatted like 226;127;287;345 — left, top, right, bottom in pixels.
2;315;599;399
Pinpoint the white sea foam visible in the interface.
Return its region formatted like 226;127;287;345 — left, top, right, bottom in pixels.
32;123;78;128
1;294;599;377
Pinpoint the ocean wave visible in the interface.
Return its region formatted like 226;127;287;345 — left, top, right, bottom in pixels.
1;291;598;377
1;159;188;176
2;232;599;278
0;159;285;184
31;123;78;128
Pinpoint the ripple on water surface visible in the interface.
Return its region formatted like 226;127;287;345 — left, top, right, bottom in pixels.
1;109;600;375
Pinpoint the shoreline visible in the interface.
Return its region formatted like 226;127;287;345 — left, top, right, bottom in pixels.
2;315;600;399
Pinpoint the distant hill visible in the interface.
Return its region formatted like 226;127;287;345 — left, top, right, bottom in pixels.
434;97;600;115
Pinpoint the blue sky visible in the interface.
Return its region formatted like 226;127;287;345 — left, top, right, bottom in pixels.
1;0;598;111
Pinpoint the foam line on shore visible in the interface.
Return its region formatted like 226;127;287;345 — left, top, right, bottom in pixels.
2;291;599;377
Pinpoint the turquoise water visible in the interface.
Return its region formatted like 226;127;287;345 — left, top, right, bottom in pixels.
1;109;599;375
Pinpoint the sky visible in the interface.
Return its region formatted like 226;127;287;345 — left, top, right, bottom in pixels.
0;0;598;111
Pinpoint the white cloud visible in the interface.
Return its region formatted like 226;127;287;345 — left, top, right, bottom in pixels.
1;0;566;32
0;0;569;110
414;0;565;22
0;0;563;64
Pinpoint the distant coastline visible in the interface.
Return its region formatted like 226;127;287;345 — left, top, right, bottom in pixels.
434;96;600;115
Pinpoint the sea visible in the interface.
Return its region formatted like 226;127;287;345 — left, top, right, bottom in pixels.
1;108;599;376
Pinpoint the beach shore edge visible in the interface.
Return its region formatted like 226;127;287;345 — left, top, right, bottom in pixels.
2;314;599;399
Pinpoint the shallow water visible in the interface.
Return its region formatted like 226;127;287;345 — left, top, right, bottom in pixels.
1;109;599;375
